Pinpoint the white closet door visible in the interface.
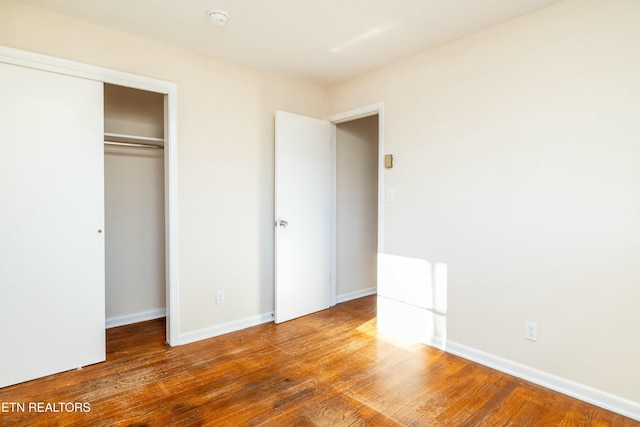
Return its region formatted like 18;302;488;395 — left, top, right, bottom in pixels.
0;62;105;387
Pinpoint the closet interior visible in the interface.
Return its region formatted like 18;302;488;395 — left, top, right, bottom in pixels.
103;84;166;329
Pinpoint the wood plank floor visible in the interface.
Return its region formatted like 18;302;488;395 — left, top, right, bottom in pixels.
0;296;637;426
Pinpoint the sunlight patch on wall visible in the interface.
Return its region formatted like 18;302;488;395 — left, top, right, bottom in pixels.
377;254;447;350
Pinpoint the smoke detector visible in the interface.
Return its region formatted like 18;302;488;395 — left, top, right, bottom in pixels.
208;9;229;26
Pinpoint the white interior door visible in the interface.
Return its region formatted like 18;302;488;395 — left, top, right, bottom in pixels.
0;63;105;387
275;111;333;323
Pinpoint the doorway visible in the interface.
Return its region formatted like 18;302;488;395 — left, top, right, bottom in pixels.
274;104;384;321
328;103;385;306
335;115;379;302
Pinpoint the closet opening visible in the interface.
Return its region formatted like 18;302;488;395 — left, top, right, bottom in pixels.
103;84;167;339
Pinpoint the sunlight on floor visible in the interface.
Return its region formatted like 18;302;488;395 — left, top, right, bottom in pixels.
355;317;421;352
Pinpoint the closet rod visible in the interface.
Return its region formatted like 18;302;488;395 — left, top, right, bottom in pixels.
104;141;164;150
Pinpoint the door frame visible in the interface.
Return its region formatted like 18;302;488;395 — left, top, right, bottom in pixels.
326;102;385;306
0;45;181;346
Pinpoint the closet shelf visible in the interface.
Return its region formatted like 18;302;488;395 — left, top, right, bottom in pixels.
104;132;164;149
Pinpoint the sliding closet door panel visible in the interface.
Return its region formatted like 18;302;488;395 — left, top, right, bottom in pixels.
0;62;105;387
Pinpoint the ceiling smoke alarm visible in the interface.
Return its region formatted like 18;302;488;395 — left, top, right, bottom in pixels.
208;9;229;26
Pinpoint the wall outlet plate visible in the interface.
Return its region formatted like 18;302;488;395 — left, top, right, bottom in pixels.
525;321;538;341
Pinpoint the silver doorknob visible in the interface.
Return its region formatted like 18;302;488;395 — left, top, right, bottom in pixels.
278;220;288;228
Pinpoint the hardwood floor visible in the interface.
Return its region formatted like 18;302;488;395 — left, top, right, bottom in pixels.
0;296;637;426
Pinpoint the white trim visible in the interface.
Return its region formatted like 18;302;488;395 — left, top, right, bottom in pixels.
164;79;180;347
447;341;640;422
329;128;337;307
0;46;172;94
428;336;446;351
106;309;166;329
376;105;385;253
0;45;180;347
336;287;377;304
328;103;383;125
179;313;274;345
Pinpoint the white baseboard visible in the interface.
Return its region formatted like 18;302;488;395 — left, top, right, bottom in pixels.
179;312;274;345
106;308;166;329
427;335;446;351
336;287;377;304
446;341;640;422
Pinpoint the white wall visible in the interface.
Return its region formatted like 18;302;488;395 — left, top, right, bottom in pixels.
0;0;326;335
328;0;640;405
336;116;378;299
104;146;165;323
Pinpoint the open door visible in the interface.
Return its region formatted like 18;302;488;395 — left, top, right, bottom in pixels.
274;111;333;323
0;63;105;387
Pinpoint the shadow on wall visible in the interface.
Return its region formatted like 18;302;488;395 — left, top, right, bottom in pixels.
377;254;447;350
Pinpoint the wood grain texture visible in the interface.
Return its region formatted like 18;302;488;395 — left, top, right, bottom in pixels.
0;296;636;426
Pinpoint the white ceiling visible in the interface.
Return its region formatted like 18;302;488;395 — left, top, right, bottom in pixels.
19;0;563;87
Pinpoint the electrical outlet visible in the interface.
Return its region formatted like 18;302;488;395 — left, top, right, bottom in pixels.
525;321;538;342
216;290;224;305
